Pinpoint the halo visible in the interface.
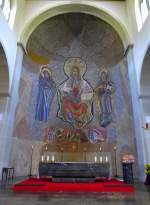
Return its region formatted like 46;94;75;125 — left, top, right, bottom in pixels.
99;68;109;77
40;65;52;77
64;57;86;77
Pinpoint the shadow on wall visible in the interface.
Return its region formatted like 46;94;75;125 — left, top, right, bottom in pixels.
140;46;150;115
0;44;9;95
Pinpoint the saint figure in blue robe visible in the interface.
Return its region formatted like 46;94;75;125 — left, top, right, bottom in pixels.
35;66;56;122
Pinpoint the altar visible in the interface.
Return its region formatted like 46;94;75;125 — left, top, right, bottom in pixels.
39;162;110;182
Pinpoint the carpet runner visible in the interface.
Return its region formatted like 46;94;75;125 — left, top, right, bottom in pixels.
13;178;135;193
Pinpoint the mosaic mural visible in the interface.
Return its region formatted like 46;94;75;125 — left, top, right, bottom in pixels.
13;13;134;147
58;58;93;129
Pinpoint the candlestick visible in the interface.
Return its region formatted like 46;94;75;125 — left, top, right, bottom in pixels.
28;145;34;177
100;156;103;163
52;155;55;163
83;147;87;162
113;146;118;177
105;156;108;163
114;146;117;150
41;155;44;162
61;147;64;162
46;155;50;162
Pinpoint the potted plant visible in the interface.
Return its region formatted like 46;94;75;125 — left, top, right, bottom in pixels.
144;164;150;185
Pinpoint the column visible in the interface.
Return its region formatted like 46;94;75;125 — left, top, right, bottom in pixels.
125;45;146;181
0;43;24;178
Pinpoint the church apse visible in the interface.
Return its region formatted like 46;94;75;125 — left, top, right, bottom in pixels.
11;13;136;175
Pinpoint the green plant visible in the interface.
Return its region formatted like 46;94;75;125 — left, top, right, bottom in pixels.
145;164;150;175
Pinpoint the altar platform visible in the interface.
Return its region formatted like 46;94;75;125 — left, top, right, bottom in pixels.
13;178;135;193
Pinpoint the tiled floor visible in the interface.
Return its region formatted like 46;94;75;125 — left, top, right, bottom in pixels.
0;180;150;205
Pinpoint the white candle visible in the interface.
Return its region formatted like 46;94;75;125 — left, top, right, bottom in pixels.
52;155;55;162
41;155;44;162
47;155;50;162
105;156;108;163
100;156;103;163
94;156;97;163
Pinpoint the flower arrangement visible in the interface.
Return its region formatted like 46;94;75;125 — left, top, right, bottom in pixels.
145;164;150;175
122;154;135;163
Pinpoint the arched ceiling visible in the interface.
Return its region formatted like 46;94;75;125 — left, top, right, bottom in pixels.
20;2;130;48
26;13;124;69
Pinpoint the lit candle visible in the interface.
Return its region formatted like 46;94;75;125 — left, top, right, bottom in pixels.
105;156;108;163
94;156;97;163
52;155;55;162
41;155;44;162
100;156;103;163
47;155;50;162
114;146;117;150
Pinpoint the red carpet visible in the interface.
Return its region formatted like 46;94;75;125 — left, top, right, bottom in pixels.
13;178;134;193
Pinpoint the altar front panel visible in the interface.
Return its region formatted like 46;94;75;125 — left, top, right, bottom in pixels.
39;162;110;180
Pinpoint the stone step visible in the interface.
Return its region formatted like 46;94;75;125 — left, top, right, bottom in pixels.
52;177;95;183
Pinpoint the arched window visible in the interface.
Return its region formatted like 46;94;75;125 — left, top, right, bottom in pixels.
147;0;150;9
135;0;143;31
140;0;149;23
0;0;4;7
135;0;150;31
3;0;11;20
0;0;11;21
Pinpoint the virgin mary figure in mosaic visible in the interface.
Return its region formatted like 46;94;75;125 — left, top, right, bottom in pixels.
95;69;115;128
35;65;57;123
58;58;93;128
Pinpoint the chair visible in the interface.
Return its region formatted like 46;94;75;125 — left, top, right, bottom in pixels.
1;167;14;183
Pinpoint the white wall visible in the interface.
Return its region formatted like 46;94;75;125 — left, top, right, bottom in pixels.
0;9;17;92
126;0;150;92
13;0;26;40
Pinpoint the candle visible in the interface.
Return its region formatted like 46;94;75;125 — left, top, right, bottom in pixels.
47;155;50;162
31;145;34;150
84;147;87;152
105;156;108;163
52;155;55;162
94;156;97;163
99;147;102;152
100;156;103;163
41;155;44;162
114;146;117;150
